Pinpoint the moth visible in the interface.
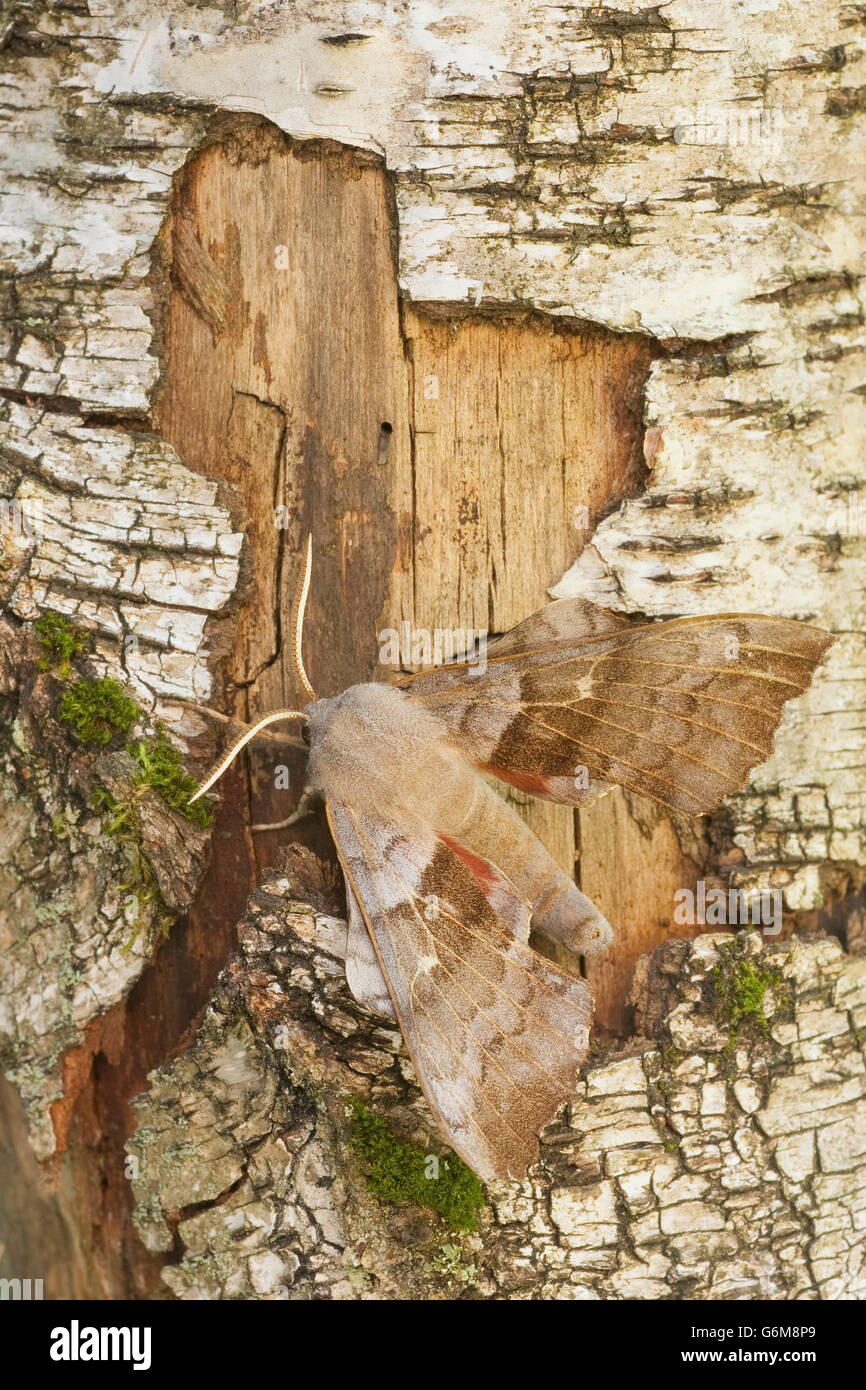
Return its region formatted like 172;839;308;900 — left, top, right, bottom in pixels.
191;539;832;1182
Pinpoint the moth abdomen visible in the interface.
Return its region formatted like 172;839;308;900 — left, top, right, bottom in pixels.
442;774;613;958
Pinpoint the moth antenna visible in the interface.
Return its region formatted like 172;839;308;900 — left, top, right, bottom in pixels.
186;702;306;749
189;709;308;804
292;533;317;703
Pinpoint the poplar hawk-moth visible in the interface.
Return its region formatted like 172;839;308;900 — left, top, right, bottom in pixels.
191;540;832;1182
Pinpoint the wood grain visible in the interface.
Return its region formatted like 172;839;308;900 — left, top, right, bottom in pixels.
154;117;697;1031
580;790;702;1034
404;308;651;634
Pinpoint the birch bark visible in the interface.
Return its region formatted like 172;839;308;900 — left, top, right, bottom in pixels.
0;0;863;1298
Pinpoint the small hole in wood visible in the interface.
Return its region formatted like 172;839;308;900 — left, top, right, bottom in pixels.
377;421;393;465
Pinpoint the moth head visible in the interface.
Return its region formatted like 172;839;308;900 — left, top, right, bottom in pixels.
304;682;450;809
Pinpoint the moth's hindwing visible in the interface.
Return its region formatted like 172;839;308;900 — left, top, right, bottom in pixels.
401;600;833;815
327;800;593;1182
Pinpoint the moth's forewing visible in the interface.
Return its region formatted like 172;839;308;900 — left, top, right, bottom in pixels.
327;801;592;1182
435;832;531;941
482;594;630;656
403;605;833;815
344;881;396;1022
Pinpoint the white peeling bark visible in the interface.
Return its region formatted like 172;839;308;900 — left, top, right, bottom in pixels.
4;405;241;712
128;869;866;1300
0;0;863;1296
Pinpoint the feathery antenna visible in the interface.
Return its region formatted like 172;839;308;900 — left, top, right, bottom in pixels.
187;703;306;749
189;537;317;805
293;533;317;703
189;709;308;804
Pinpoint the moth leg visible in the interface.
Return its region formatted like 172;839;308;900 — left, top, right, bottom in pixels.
251;784;319;832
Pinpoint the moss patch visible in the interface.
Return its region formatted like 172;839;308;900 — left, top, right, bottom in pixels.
710;943;791;1056
91;723;213;942
35;610;89;677
39;611;211;824
347;1099;486;1233
92;784;173;943
59;676;139;746
130;732;212;828
713;958;771;1033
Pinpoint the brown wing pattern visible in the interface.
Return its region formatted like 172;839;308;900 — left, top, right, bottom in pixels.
482;594;630;655
327;801;592;1181
401;602;832;816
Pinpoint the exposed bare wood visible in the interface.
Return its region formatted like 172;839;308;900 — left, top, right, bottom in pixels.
580;790;702;1034
154;125;678;1026
402;307;653;634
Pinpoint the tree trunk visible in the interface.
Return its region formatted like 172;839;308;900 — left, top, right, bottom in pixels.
0;1;863;1300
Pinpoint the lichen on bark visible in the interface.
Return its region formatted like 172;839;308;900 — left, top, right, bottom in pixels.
0;618;211;1158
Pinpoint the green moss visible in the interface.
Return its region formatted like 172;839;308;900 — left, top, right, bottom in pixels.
89;728;212;945
347;1099;487;1233
59;676;139;746
35;610;89;677
91;787;174;944
90;730;211;829
91;728;212;944
658;1043;683;1071
120;835;174;944
712;957;773;1033
58;669;209;820
55;672;212;941
41;617;206;818
710;944;791;1057
130;731;212;827
91;782;119;816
